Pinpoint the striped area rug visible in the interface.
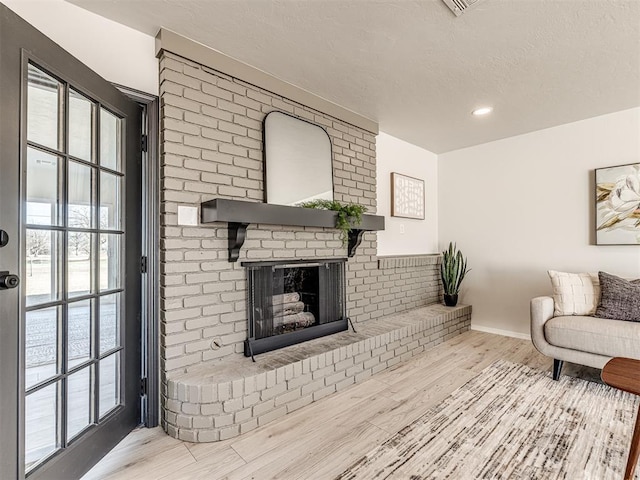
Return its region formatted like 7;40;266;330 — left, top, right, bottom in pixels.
337;360;640;479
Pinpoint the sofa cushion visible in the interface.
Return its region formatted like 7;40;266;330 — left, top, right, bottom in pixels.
548;270;600;316
545;315;640;359
595;271;640;322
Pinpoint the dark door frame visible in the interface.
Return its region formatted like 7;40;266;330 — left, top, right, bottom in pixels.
116;85;160;428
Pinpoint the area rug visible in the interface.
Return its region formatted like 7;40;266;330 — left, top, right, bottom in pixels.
337;360;640;479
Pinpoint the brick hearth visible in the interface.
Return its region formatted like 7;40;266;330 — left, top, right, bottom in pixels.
164;304;471;442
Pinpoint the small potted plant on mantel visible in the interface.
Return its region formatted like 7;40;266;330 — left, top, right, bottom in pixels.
298;199;366;246
440;242;470;307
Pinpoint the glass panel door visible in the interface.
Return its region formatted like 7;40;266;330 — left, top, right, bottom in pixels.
24;63;128;473
0;8;142;478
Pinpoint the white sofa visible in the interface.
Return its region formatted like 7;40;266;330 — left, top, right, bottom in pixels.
530;296;640;380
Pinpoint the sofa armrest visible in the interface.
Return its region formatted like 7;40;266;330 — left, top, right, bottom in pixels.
530;296;555;353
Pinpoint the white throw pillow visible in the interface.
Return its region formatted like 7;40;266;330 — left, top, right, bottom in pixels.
548;270;601;316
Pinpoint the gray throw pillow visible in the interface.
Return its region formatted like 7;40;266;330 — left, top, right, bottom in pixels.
595;271;640;322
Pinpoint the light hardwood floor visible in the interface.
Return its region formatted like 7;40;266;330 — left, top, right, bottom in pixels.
82;331;599;480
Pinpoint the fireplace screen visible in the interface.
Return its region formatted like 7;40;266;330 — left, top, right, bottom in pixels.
244;259;347;357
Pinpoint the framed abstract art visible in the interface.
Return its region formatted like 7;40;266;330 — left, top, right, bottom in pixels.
595;162;640;245
391;172;425;220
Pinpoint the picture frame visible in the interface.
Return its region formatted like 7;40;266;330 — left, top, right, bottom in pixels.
595;162;640;245
391;172;425;220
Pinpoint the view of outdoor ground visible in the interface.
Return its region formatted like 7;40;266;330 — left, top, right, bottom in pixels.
24;251;121;467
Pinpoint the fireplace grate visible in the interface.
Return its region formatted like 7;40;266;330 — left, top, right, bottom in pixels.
243;258;347;358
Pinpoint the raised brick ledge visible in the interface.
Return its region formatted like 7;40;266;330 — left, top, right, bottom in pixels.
377;254;441;270
162;303;471;442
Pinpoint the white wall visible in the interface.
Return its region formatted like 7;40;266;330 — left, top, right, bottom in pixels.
376;132;439;255
3;0;158;95
439;107;640;338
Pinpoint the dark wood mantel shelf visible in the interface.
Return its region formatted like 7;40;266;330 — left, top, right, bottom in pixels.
200;198;385;262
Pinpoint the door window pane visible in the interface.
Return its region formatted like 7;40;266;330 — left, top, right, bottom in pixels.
68;232;94;298
67;300;92;368
68;161;94;229
67;366;92;441
25;307;59;390
26;229;60;307
26;148;60;226
99;293;120;354
99;352;120;418
99;171;121;230
100;234;121;291
69;89;94;162
27;64;61;150
25;382;59;471
24;61;132;474
100;108;121;172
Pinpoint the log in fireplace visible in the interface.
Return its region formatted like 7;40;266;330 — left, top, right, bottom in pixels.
242;258;347;358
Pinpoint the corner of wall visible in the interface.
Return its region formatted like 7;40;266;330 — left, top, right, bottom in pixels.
376;132;439;256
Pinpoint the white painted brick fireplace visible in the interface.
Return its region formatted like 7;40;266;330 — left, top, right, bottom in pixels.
158;46;471;442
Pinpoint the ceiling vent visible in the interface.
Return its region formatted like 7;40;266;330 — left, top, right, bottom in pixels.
441;0;486;16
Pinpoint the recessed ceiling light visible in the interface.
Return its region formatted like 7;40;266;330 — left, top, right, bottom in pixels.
472;107;493;116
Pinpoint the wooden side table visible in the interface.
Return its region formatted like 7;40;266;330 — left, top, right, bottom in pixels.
602;357;640;480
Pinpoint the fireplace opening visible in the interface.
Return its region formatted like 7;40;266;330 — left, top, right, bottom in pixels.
243;258;347;357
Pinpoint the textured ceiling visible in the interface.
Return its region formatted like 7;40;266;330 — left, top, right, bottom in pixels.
68;0;640;153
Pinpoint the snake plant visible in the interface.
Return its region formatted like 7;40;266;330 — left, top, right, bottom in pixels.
440;242;470;295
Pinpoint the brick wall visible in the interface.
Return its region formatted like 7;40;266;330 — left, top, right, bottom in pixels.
159;51;441;379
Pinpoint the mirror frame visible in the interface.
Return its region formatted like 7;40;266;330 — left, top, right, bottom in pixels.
262;111;335;205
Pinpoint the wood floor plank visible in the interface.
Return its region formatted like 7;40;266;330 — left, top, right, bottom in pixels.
373;350;463;388
157;445;246;480
221;393;401;479
84;331;559;480
183;436;241;462
224;422;390;480
379;355;466;402
370;331;496;390
82;427;192;479
452;334;518;373
228;378;390;463
83;441;196;480
371;367;478;434
277;421;391;480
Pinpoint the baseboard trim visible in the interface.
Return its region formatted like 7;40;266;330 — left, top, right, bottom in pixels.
471;324;531;341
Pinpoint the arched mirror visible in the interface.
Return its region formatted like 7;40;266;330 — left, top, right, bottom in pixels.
264;111;333;206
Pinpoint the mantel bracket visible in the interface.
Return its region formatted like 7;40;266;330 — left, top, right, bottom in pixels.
347;229;365;258
228;222;250;262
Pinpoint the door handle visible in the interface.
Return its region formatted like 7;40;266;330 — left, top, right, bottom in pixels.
0;271;19;289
